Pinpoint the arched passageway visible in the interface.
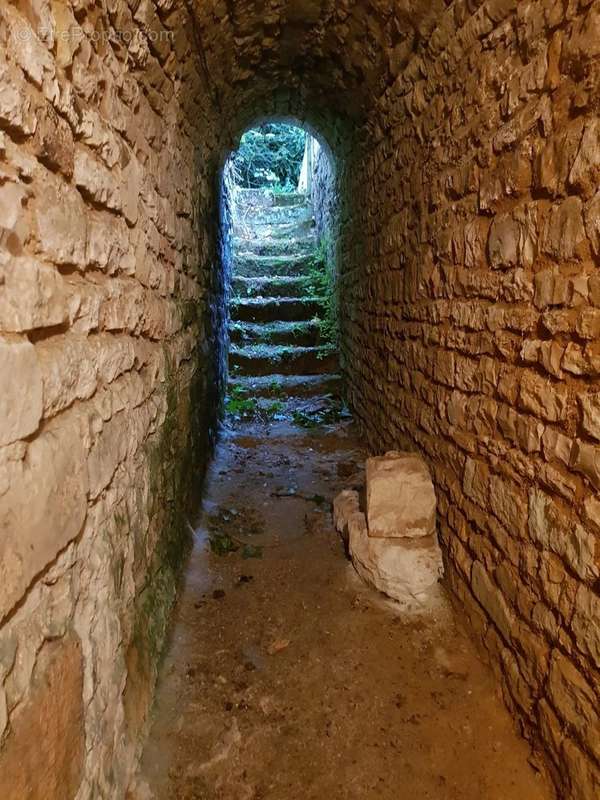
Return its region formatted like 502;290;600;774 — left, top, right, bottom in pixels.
0;1;598;799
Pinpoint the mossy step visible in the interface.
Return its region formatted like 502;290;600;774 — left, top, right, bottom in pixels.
229;320;321;347
233;237;316;258
253;205;313;222
229;344;338;376
232;275;308;299
229;373;342;399
272;192;307;207
234;218;314;241
230;297;324;323
233;253;314;278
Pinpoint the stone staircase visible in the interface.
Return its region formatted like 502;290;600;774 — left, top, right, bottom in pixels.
228;190;339;410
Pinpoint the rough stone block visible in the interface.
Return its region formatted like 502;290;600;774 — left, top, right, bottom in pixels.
0;256;68;332
578;392;600;441
0;59;37;136
548;651;600;763
347;510;443;603
73;145;121;212
0;413;88;619
471;561;515;643
32;102;74;178
519;370;568;422
32;172;87;266
333;489;361;544
0;336;43;446
365;450;436;538
0;636;84;800
528;488;598;582
541;197;586;261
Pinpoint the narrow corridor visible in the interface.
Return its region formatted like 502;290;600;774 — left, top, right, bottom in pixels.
2;3;599;798
139;411;551;800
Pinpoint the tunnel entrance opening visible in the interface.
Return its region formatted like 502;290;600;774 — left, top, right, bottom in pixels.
221;122;346;429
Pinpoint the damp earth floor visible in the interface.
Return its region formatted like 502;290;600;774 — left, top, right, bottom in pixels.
139;406;552;800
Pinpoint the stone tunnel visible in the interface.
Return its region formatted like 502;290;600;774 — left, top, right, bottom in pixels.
0;0;599;798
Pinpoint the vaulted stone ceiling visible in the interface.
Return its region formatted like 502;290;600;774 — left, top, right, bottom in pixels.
187;0;446;145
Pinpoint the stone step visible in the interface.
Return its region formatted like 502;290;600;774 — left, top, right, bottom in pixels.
234;218;315;241
229;344;338;376
233;236;317;258
229;373;342;399
229;320;321;347
230;297;323;323
233;206;314;236
232;275;308;299
272;192;307;207
233;253;314;278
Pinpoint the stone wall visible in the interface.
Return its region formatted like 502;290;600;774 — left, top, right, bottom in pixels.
0;1;223;796
1;1;599;798
340;3;600;798
311;140;337;248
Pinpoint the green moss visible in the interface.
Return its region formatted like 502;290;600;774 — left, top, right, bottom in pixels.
129;346;213;685
301;235;339;350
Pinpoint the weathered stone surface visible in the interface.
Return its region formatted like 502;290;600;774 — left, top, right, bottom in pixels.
365;451;436;538
578;392;600;441
0;256;68;332
0;58;37;136
333;489;361;545
528;489;598;582
32;103;74;178
31;173;87;266
347;509;443;603
0;636;84;800
0;414;88;620
0;337;43;446
471;561;515;644
571;440;600;491
541;197;587;261
519;371;568;422
547;650;600;763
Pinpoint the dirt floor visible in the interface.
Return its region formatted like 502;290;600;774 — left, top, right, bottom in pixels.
139;407;552;800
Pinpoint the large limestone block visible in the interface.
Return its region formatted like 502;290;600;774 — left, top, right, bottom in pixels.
0;336;43;446
0;636;84;800
366;451;436;538
0;413;88;619
347;511;443;603
0;256;69;333
333;489;361;545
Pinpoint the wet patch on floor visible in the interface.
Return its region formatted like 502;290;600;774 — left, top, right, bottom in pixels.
138;415;552;800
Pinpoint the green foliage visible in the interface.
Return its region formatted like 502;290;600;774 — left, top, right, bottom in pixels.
292;397;350;429
264;400;284;417
225;385;257;418
209;531;239;556
268;378;284;397
232;123;306;191
302;235;338;351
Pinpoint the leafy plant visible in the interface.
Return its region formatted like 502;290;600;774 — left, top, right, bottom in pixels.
209;531;239;556
268;378;284;397
302;235;339;350
292;397;349;429
231;123;306;191
225;385;257;418
292;409;319;429
264;400;284;417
